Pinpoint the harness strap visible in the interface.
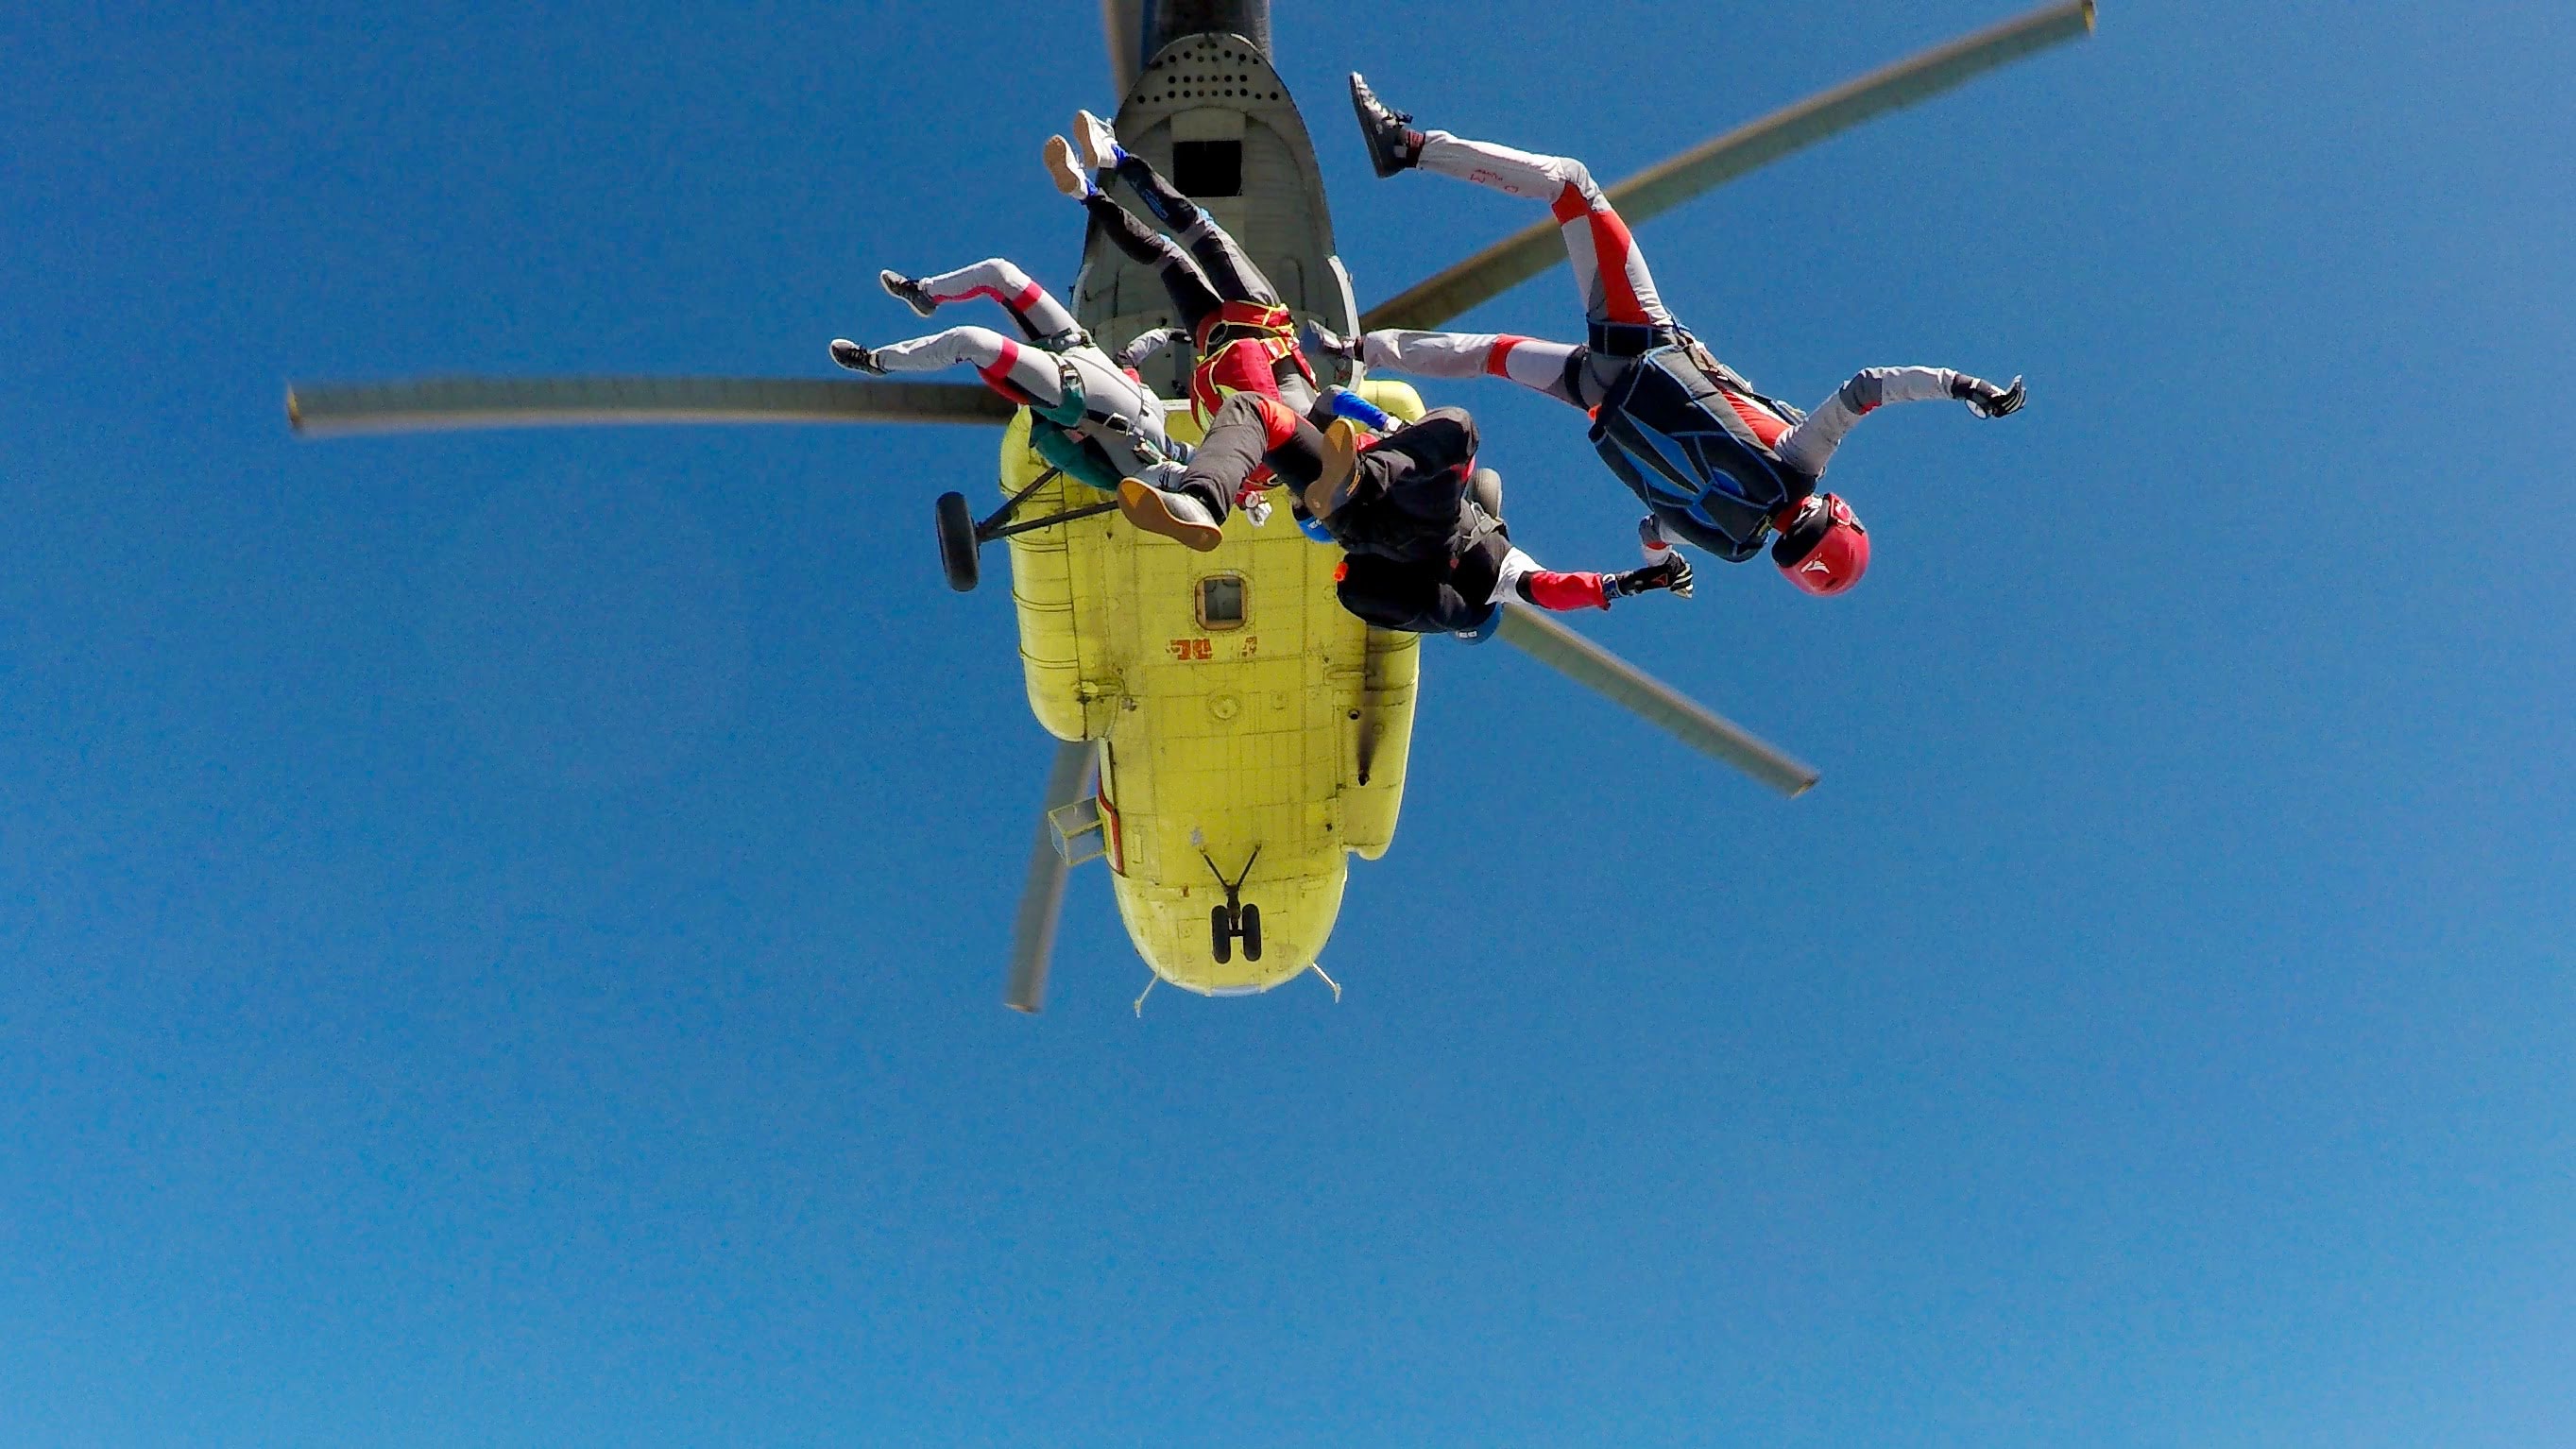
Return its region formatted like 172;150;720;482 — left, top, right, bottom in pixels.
1589;318;1682;357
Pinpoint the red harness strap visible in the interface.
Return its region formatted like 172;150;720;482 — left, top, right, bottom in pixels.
1187;300;1316;427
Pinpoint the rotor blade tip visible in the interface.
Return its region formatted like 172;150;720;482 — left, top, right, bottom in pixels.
2082;0;2098;31
285;388;303;431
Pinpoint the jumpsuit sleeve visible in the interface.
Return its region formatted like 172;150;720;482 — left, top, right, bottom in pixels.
1114;326;1189;372
1493;546;1612;611
1774;366;1962;478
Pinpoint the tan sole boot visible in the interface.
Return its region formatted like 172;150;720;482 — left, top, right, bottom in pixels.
1304;418;1363;520
1043;135;1088;200
1117;478;1225;553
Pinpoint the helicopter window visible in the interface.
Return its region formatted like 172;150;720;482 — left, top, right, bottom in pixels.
1196;573;1247;631
1172;140;1243;198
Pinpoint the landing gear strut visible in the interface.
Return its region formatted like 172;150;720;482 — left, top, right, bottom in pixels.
932;466;1122;593
1200;844;1263;963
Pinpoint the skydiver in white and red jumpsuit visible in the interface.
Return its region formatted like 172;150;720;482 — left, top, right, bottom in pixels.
1321;76;2027;597
828;258;1188;496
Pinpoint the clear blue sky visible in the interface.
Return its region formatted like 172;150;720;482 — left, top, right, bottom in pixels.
6;2;2571;1444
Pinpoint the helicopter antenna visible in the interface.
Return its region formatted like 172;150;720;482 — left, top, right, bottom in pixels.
1133;974;1157;1016
1308;962;1342;1002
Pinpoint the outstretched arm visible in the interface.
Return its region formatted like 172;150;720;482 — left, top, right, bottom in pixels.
1775;367;2024;477
1493;546;1694;612
1113;326;1188;373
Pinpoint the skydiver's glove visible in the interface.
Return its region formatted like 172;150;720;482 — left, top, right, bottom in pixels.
1235;483;1273;529
1325;386;1393;433
1301;319;1359;365
1607;554;1694;601
1952;372;2026;418
1115;326;1189;372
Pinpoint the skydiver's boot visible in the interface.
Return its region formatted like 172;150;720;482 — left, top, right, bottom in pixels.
1117;478;1226;553
828;339;887;375
1348;74;1424;177
1043;135;1096;200
1072;109;1125;176
1302;418;1364;520
879;270;938;318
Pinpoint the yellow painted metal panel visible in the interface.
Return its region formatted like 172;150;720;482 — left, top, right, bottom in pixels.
998;382;1429;994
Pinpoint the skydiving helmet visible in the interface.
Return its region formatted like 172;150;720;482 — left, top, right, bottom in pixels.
1770;492;1869;597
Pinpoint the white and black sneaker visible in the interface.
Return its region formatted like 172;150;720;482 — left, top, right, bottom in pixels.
828;339;886;375
879;270;938;318
1072;109;1123;175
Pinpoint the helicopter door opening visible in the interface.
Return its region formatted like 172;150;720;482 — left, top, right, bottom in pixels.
1196;572;1247;631
1171;139;1242;197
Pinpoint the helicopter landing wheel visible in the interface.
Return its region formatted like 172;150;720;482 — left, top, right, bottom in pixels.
1209;905;1234;964
934;490;980;592
1238;904;1261;962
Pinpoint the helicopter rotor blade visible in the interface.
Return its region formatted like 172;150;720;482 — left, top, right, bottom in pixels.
1361;0;2096;333
1495;605;1818;798
1101;0;1142;95
1005;739;1100;1014
286;375;1013;437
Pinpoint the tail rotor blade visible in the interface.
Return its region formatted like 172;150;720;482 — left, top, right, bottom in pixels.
286;375;1012;436
1362;0;2096;332
1496;605;1818;798
1005;740;1100;1014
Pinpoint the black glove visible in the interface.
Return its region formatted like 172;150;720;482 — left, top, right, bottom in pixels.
1953;372;2025;418
1610;554;1694;601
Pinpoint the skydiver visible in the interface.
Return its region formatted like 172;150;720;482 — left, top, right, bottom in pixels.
1118;387;1693;638
1313;76;2026;598
827;258;1188;496
1043;111;1336;538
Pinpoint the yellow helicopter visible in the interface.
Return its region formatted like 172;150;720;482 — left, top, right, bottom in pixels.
287;0;2095;1012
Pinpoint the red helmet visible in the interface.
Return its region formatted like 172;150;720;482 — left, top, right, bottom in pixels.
1771;493;1869;597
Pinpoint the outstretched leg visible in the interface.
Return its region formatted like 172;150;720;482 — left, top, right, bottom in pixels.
1416;132;1671;336
1080;193;1227;335
1348;76;1672;344
1120;390;1325;552
861;325;1070;408
1179;392;1325;511
1076;109;1284;308
1108;156;1283;308
894;258;1082;345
